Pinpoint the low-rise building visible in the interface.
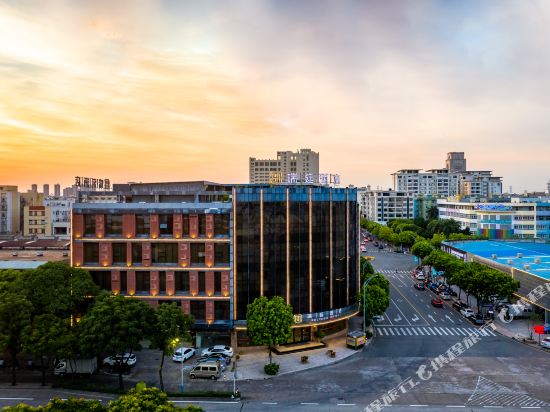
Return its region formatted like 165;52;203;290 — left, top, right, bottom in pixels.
44;197;74;239
0;185;19;234
23;205;51;237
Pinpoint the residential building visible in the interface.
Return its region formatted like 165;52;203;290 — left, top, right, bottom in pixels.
437;197;550;239
249;149;319;184
23;205;51;237
414;194;439;220
392;152;502;198
31;184;37;193
19;191;44;233
0;185;19;234
63;185;78;198
44;197;74;239
446;152;467;172
43;184;49;197
54;184;61;197
71;181;359;347
361;189;416;224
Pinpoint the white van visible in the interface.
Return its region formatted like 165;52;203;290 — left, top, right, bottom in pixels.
189;361;221;380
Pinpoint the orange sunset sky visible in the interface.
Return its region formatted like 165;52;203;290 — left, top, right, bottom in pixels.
1;1;549;192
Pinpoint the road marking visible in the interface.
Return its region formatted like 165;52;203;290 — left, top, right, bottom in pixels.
389;328;395;336
262;402;278;405
0;398;34;401
394;314;403;322
411;314;419;322
428;314;436;322
410;405;428;407
417;328;424;335
456;328;467;336
378;328;386;335
422;327;431;335
301;402;319;405
171;401;240;404
483;406;503;408
411;327;419;335
445;315;455;324
337;403;356;406
395;328;401;335
437;327;448;335
388;280;431;324
444;327;455;335
521;407;541;409
446;406;466;408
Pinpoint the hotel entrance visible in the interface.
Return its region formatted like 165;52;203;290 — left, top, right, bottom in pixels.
290;326;311;344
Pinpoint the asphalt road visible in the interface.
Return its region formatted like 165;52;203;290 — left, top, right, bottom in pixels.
1;235;549;411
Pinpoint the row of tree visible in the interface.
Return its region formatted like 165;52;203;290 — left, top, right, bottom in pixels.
0;262;193;390
3;385;202;411
359;258;390;323
362;218;483;250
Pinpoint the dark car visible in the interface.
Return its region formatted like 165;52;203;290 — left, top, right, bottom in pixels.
431;298;444;307
414;283;426;291
471;313;484;325
452;300;468;311
199;353;231;365
429;284;439;293
378;245;384;250
447;289;458;297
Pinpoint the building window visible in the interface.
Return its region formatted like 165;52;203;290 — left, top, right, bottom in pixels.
136;215;150;236
152;243;178;264
190;243;205;265
198;214;206;236
199;273;205;293
215;301;230;320
120;271;127;293
84;243;99;264
84;215;96;236
190;300;206;320
132;243;142;265
159;214;173;236
175;272;189;293
136;271;150;293
214;272;222;293
214;243;230;265
159;271;166;293
214;214;230;236
90;271;111;290
105;215;122;236
182;215;189;236
112;243;127;264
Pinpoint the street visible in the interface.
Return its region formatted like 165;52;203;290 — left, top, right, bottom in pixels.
1;240;549;411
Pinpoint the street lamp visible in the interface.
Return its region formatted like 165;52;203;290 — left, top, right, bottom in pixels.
362;273;384;336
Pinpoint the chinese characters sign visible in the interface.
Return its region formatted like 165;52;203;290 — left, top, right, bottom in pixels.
269;172;341;186
75;177;111;191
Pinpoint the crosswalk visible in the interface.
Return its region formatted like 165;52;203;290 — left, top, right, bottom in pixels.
376;326;497;337
376;269;412;275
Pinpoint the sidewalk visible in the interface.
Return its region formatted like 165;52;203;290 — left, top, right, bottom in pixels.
492;317;549;343
226;326;370;381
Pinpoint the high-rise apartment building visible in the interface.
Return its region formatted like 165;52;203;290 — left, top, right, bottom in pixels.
31;184;38;193
0;186;19;234
446;152;467;172
393;153;502;198
249;149;319;184
43;184;50;197
54;184;61;197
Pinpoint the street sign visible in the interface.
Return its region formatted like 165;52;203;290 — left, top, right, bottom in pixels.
534;325;545;334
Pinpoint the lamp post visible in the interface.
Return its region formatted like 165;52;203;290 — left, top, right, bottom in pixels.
362;273;384;336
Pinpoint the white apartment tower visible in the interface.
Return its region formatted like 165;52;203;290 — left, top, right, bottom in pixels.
249;149;319;184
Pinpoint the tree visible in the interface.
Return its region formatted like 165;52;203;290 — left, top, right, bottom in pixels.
411;240;434;262
359;273;390;323
397;231;418;249
77;295;155;390
14;262;99;319
427;205;439;220
109;387;202;412
23;314;72;386
150;303;194;391
377;226;393;242
0;269;21;294
0;292;33;386
246;296;294;364
430;233;446;248
3;398;106;412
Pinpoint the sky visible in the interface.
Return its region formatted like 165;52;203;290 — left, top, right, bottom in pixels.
1;0;549;192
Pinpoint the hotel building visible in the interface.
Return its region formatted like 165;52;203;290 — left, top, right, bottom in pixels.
71;181;359;347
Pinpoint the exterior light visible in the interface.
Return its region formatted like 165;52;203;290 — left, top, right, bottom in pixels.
75;262;81;267
176;235;180;239
75;233;81;238
129;290;135;296
152;291;157;297
207;291;213;297
127;262;132;267
191;292;197;297
102;262;108;267
223;292;229;297
127;234;131;239
207;320;213;325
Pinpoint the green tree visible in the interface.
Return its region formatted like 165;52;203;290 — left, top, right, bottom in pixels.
426;205;439;220
377;226;393;242
109;387;202;412
150;303;194;391
397;231;418;248
14;262;99;319
410;240;434;262
3;398;106;412
0;292;32;386
23;314;72;386
246;296;294;364
430;233;446;248
0;269;21;293
77;295;155;390
360;284;390;321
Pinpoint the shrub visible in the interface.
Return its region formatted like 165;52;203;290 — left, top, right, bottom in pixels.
264;363;280;375
366;330;373;338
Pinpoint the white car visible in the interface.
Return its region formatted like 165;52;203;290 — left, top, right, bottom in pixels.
540;337;550;349
172;347;195;362
103;353;136;367
460;308;475;318
201;345;233;357
440;292;451;300
415;274;426;281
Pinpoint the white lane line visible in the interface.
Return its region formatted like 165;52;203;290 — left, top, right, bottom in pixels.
395;328;402;336
483;406;503;408
337;403;356;406
389;328;396;336
0;398;35;401
410;405;428;407
301;403;319;405
428;327;440;335
521;407;542;409
437;327;449;335
411;327;419;335
262;402;278;405
171;401;240;404
422;327;432;335
456;328;467;336
446;406;466;408
478;329;489;337
417;328;425;335
444;327;455;335
486;329;497;336
378;328;386;336
391;297;413;326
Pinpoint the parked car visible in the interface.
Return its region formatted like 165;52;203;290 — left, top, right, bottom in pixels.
54;358;97;376
472;313;484;325
544;324;550;334
189;362;221;380
431;298;444;307
372;315;383;322
378;245;384;250
196;352;231;365
460;308;475;318
447;288;458;297
540;337;550;349
103;353;136;367
172;347;195;363
415;274;426;281
452;300;469;311
201;345;233;357
440;292;451;300
414;283;426;291
195;356;227;371
429;284;439;293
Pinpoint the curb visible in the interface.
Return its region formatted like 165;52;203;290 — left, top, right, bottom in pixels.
491;326;550;354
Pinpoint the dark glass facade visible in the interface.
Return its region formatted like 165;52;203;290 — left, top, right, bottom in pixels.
235;186;359;322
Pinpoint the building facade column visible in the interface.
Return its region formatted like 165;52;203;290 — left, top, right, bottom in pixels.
150;270;159;296
189;271;199;296
142;242;151;267
205;243;214;268
150;214;159;239
206;300;214;323
73;214;84;238
95;214;105;238
173;214;183;238
73;242;83;267
111;270;120;294
189;214;198;238
127;270;136;295
122;214;136;239
126;243;133;266
221;271;230;297
205;271;215;297
178;242;190;267
206;214;214;238
182;299;191;315
166;271;175;296
99;242;112;267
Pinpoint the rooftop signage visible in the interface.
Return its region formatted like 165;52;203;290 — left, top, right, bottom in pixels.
269;172;341;186
75;176;111;191
475;204;512;212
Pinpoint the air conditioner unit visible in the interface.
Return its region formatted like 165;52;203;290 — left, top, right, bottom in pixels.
491;254;497;259
517;253;523;258
524;264;530;270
